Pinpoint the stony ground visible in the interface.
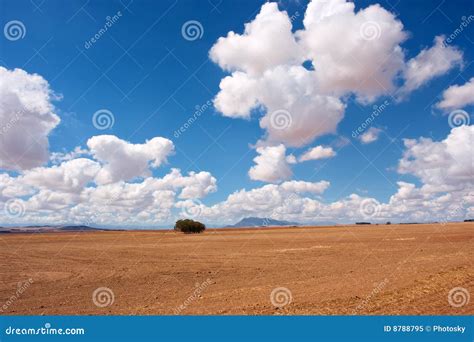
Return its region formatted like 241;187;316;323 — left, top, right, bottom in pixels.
0;223;472;315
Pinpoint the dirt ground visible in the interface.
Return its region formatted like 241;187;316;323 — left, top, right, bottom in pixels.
0;223;472;315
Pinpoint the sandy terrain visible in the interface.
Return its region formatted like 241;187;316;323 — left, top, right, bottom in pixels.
0;223;472;315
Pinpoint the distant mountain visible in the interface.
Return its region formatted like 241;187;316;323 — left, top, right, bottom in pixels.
0;225;119;233
226;217;299;228
58;225;107;231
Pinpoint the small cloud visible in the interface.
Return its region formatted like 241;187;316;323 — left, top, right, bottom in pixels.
359;127;383;144
286;154;297;164
436;77;474;111
50;146;89;164
299;146;336;162
248;144;292;183
399;35;463;97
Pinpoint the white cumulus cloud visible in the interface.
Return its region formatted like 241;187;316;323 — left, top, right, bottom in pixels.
359;127;383;144
248;144;292;183
209;2;302;76
400;36;463;95
398;125;473;191
210;1;465;151
298;0;407;101
87;135;174;184
299;145;336;162
436;77;474;111
22;158;101;193
0;67;60;170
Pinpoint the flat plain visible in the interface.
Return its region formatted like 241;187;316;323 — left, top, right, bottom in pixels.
0;223;472;315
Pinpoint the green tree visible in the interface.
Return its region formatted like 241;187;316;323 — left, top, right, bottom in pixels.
174;219;206;234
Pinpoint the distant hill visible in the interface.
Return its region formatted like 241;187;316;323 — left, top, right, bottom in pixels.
0;225;118;233
58;225;108;231
226;217;299;228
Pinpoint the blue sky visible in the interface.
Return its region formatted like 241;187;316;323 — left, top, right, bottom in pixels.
0;0;473;226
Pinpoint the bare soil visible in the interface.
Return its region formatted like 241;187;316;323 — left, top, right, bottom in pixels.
0;223;472;315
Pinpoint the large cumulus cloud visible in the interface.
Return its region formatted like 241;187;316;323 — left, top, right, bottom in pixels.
87;135;175;184
210;0;465;182
0;67;60;170
210;0;408;148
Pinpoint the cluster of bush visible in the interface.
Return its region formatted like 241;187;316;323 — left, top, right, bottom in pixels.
174;219;206;234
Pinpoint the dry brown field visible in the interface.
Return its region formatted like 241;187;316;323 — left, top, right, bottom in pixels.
0;223;472;315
